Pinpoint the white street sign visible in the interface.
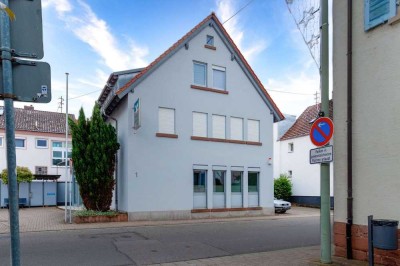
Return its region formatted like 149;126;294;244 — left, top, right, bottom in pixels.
310;145;333;164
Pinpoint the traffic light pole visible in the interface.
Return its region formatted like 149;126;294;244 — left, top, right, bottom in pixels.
1;1;21;265
320;0;331;264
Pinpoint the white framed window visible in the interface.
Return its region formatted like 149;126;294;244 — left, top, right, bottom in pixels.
247;119;260;142
212;115;226;139
52;141;72;166
158;107;175;134
193;112;207;137
15;138;26;149
288;170;293;178
288;143;294;152
0;136;3;147
206;35;214;46
212;65;226;90
248;172;259;193
193;62;207;86
230;117;243;140
36;138;48;149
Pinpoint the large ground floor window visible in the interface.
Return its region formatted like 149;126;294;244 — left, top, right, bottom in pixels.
213;170;225;192
248;172;259;192
193;170;207;192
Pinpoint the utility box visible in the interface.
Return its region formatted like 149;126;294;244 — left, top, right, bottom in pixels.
372;219;399;250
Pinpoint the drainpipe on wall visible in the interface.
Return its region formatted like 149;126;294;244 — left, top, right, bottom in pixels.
346;0;353;260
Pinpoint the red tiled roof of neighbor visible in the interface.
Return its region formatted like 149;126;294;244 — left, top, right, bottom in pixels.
115;13;284;121
280;100;333;141
0;106;75;134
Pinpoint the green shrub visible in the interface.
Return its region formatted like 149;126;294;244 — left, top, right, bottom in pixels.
74;210;118;217
1;166;33;184
274;174;292;201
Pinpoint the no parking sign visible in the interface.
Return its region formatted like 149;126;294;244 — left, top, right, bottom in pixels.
310;117;334;147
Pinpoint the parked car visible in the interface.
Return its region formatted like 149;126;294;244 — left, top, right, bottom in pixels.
274;198;291;213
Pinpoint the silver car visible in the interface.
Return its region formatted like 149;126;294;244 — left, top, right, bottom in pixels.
274;198;291;213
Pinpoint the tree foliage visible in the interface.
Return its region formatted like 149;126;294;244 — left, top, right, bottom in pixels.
274;174;293;201
1;166;33;184
69;104;119;211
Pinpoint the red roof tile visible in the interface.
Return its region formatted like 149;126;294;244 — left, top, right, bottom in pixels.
280;100;333;141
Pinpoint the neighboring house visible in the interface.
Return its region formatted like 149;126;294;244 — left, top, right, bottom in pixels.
0;105;73;181
273;114;296;180
333;1;400;264
98;13;284;220
279;101;333;207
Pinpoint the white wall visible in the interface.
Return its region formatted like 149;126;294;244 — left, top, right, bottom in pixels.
333;1;400;224
279;136;333;197
0;131;71;181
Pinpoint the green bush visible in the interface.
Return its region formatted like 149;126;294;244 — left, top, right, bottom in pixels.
274;174;292;201
1;166;33;184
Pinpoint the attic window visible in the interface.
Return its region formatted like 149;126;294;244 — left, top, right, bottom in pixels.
288;143;294;153
206;35;214;46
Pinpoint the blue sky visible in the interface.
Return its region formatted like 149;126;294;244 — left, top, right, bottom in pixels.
11;0;321;118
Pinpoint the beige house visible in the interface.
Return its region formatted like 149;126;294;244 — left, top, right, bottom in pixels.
333;1;400;264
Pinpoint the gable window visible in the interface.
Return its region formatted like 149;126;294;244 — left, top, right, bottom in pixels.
52;141;72;166
247;119;260;142
206;35;214;46
288;142;294;152
158;107;175;134
212;65;226;90
288;170;293;178
15;138;26;148
193;62;207;87
0;136;3;147
193;112;207;137
212;115;226;139
36;139;48;148
230;117;243;140
364;0;397;31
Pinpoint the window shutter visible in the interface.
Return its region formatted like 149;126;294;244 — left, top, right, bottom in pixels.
247;119;260;142
194;62;206;86
230;117;243;140
365;0;397;31
159;108;175;134
212;66;226;90
212;115;226;139
193;112;207;137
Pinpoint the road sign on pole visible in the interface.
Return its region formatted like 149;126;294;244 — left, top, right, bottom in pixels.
310;117;334;147
310;145;333;164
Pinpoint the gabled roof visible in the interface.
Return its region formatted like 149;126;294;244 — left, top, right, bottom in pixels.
280;100;333;141
0;106;75;134
98;13;284;122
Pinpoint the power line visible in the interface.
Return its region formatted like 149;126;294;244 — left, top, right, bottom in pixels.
222;0;255;25
267;89;313;95
68;89;101;100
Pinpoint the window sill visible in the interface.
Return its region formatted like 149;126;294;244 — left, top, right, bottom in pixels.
190;85;228;95
204;44;216;50
191;207;262;213
191;136;262;146
156;133;178;139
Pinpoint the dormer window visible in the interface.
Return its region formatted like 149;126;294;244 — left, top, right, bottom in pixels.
206;35;214;46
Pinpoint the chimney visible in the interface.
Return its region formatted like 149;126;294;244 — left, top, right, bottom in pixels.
24;105;34;111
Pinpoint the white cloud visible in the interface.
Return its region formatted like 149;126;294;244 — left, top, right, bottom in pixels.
46;0;149;71
215;0;267;62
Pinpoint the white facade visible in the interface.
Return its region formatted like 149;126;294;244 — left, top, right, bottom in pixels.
99;14;283;220
0;130;71;181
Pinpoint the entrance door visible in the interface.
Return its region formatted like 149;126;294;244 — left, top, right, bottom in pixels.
193;170;207;209
231;171;243;208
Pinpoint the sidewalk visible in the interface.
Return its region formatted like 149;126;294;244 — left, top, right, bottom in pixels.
0;207;365;266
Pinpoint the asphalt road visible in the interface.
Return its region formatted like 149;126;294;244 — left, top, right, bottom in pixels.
0;216;320;266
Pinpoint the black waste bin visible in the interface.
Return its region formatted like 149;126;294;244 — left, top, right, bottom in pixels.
372;219;399;250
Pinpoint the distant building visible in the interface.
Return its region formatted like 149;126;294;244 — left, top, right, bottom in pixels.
98;13;284;220
279;101;333;206
333;1;400;264
0;105;73;181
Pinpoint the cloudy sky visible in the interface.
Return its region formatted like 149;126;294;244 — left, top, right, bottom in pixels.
9;0;323;118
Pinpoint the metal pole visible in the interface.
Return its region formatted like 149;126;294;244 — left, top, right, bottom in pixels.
320;0;331;264
1;0;21;264
368;215;374;266
64;73;69;223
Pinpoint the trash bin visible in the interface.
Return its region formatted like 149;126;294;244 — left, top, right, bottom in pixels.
372;219;399;250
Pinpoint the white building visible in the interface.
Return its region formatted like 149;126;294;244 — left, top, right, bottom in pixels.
98;13;284;220
0;105;72;181
333;0;400;263
279;102;333;206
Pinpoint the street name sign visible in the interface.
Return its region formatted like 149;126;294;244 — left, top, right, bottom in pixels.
310;117;334;147
310;145;333;164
